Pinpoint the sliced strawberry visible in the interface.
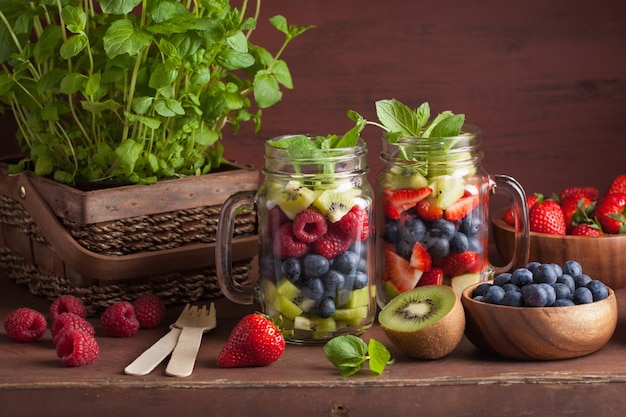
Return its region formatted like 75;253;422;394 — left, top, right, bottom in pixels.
416;268;443;287
409;242;432;271
382;187;432;220
415;195;443;221
444;195;479;221
384;249;423;292
438;251;480;278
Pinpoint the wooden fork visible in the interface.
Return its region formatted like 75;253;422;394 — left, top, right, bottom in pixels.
165;303;217;377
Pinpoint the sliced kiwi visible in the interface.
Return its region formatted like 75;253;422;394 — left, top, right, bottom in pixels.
434;175;465;209
293;315;338;340
450;273;481;299
346;287;372;309
333;305;369;326
378;285;465;359
270;180;318;219
383;168;429;190
312;188;361;222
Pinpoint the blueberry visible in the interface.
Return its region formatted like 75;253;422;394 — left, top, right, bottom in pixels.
502;291;524;307
502;283;520;293
472;283;492;297
552;282;573;300
357;257;368;272
450;232;470;253
523;283;549;307
333;251;360;274
483;285;506;304
524;261;541;273
383;221;400;244
343;272;356;291
586;280;609;301
301;277;324;300
425;236;450;258
459;210;481;236
532;264;558;285
539;283;556;306
510;267;533;287
550;263;563;277
302;254;330;278
493;272;512;287
352;271;369;290
473;295;484;302
281;257;301;283
573;287;593;304
562;260;583;278
430;219;456;239
322;270;345;291
395;239;414;259
553;299;576;307
574;274;592;288
316;297;336;318
468;237;484;254
556;274;576;294
399;218;427;244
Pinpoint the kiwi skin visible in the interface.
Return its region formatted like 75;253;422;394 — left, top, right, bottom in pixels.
380;286;466;359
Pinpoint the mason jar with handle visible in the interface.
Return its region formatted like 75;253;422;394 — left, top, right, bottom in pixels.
376;124;530;307
216;135;375;344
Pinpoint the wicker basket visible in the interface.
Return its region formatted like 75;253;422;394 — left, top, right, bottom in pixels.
0;160;259;316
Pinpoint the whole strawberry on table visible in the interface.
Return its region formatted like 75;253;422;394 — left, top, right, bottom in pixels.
503;174;626;236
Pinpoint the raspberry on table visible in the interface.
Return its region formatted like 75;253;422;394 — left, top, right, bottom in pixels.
50;295;87;321
3;307;48;342
100;301;140;337
55;329;99;366
132;294;166;329
52;312;95;344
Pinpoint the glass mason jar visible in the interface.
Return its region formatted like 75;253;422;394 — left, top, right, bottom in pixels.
376;124;530;308
216;135;375;344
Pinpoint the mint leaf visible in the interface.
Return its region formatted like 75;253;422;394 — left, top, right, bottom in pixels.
367;338;393;375
324;335;392;377
375;99;420;136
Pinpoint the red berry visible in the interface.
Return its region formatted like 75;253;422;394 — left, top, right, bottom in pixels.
272;223;310;258
415;195;443;221
312;223;352;259
570;224;603;237
50;295;86;322
409;242;432;271
438;252;480;278
444;195;479;221
529;199;566;235
52;312;95;344
559;186;600;202
132;294;166;329
561;196;594;233
384;249;422;293
335;205;370;241
607;175;626;196
292;208;327;243
100;301;140;337
4;308;48;342
55;329;99;367
382;187;432;220
594;193;626;234
217;313;285;368
503;195;539;227
416;268;444;287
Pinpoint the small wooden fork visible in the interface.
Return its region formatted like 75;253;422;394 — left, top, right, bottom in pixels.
165;303;217;377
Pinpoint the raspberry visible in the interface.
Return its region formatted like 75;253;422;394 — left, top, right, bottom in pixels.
3;307;48;342
292;208;327;243
132;294;165;329
55;329;99;366
336;205;369;241
272;223;310;258
52;312;95;344
50;295;87;321
100;301;140;337
312;223;352;259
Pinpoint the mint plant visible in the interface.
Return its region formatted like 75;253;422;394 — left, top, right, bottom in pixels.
0;0;312;184
323;335;393;377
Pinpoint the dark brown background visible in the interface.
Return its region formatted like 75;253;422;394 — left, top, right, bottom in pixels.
2;0;625;195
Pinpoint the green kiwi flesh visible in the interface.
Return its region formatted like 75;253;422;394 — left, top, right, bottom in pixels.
312;188;361;222
378;285;465;359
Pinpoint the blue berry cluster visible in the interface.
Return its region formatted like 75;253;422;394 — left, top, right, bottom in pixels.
472;260;610;307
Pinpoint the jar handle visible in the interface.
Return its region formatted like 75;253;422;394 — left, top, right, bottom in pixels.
491;174;530;274
215;190;257;305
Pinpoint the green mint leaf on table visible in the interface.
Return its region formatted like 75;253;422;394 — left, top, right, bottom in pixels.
323;335;393;377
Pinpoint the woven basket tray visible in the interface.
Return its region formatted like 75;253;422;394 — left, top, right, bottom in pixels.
0;160;259;316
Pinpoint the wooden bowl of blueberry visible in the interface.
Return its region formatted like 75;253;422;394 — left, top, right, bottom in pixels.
461;260;618;360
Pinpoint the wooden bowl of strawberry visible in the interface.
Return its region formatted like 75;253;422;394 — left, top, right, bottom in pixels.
492;175;626;289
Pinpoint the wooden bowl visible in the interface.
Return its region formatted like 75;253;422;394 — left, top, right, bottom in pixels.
461;282;618;360
492;210;626;289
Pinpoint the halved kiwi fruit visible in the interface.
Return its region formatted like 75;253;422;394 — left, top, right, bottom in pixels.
378;285;465;359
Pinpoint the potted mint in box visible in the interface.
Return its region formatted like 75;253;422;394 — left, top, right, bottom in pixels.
0;0;312;314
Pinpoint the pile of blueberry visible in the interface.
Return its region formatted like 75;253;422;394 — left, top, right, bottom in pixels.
472;260;610;307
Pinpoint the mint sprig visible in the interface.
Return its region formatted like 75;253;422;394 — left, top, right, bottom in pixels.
323;335;393;377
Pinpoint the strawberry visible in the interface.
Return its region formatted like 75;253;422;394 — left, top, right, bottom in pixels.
382;187;432;219
444;195;479;221
409;242;432;271
217;313;285;368
607;175;626;195
503;195;539;226
559;186;600;203
570;223;603;237
384;249;423;292
528;198;566;235
594;193;626;234
438;251;480;277
415;268;443;287
415;195;443;221
560;196;594;233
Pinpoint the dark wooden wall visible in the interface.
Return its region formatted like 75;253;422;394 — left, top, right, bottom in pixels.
2;0;625;196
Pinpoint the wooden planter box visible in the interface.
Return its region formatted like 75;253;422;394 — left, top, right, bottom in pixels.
0;159;259;315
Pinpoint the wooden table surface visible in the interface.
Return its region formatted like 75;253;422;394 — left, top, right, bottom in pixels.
2;275;626;417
